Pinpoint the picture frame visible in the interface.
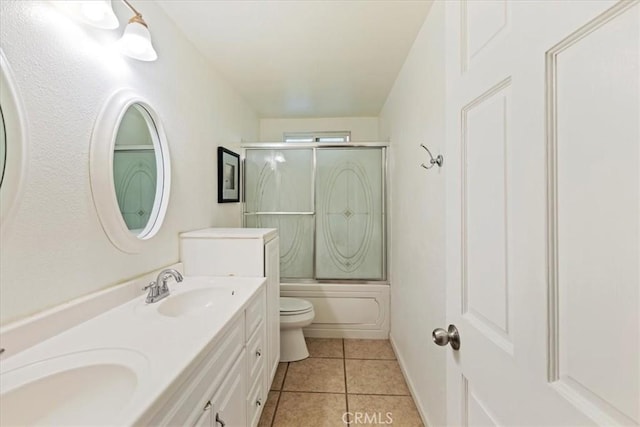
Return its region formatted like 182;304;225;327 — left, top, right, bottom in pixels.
217;146;240;203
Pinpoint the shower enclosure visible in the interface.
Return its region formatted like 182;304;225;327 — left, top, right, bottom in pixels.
243;143;387;282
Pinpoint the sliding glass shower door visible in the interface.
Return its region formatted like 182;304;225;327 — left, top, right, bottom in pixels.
244;149;315;278
315;148;384;279
244;145;386;281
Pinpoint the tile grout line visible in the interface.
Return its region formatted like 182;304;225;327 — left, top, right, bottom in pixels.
270;362;289;427
276;389;411;397
308;356;348;360
346;392;412;397
276;389;350;396
343;357;397;361
343;338;349;425
308;356;345;359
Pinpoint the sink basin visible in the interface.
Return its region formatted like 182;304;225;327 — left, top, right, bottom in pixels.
0;349;148;426
157;287;235;317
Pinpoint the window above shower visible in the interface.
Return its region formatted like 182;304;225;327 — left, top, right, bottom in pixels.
283;131;351;143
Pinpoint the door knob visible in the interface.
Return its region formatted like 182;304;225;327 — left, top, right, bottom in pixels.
432;324;460;350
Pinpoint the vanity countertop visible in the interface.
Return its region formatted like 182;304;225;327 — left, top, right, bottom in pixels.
0;275;266;426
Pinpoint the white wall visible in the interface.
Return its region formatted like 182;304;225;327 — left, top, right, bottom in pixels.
0;0;258;324
259;117;379;141
379;2;447;426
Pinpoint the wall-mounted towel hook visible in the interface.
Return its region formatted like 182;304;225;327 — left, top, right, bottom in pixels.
420;144;444;169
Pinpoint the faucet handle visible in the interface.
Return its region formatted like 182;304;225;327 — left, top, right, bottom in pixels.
142;281;157;291
143;281;162;303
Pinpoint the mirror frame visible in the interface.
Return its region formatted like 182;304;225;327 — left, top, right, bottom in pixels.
0;50;27;234
90;90;171;253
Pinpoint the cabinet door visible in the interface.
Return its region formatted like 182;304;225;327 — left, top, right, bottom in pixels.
193;402;213;427
265;237;280;388
212;350;246;427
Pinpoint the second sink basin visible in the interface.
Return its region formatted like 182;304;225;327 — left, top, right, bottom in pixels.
158;287;236;317
0;349;149;426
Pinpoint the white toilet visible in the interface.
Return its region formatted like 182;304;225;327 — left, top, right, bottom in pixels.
279;297;315;362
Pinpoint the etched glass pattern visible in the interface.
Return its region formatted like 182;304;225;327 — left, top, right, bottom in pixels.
245;149;313;213
246;214;314;278
316;149;383;279
113;150;157;232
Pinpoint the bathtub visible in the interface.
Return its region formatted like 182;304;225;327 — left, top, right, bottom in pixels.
280;282;390;339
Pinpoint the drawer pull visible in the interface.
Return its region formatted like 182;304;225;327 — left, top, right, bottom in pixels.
216;412;226;427
256;349;262;357
204;401;212;411
256;398;262;407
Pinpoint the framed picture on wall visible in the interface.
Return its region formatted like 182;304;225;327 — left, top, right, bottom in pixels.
217;146;240;203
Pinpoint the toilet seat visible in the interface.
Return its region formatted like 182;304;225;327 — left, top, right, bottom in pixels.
280;297;313;316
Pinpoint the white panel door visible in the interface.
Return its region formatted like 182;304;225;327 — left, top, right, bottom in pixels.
445;0;639;425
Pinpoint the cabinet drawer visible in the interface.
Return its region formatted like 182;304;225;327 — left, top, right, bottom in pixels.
247;322;266;385
247;364;266;427
245;288;265;339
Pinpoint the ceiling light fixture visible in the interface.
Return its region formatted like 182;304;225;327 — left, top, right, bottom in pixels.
61;0;157;61
118;0;157;62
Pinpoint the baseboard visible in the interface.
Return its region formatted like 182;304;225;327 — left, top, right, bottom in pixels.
390;333;436;427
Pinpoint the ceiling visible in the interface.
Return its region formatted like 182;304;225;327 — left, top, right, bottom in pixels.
155;1;433;118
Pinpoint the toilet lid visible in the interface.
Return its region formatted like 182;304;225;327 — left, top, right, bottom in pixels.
280;297;313;315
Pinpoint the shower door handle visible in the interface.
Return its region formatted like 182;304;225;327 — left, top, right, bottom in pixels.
432;324;460;350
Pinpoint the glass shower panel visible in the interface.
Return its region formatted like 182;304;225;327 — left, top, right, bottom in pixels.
245;214;314;278
315;148;384;280
244;149;314;213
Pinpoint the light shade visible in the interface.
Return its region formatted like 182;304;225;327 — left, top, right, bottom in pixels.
119;20;158;62
79;0;119;29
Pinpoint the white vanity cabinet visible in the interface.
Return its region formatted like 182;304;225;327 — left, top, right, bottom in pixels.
180;228;280;397
193;404;213;427
146;286;266;427
191;351;248;427
245;281;268;427
210;351;247;427
193;351;247;427
0;275;268;427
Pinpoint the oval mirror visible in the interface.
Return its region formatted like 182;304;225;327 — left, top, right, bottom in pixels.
90;91;170;253
0;50;27;232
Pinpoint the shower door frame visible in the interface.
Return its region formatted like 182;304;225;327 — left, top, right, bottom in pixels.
241;142;388;284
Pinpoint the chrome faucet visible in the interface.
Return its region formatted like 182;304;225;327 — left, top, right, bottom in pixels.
143;268;184;303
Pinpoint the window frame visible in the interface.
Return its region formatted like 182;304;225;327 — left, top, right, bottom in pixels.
283;131;351;143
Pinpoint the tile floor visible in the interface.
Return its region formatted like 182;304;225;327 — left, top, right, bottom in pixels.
258;338;424;427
